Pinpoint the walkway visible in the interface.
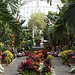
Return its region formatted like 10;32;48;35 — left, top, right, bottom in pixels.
1;56;28;75
0;57;73;75
53;57;72;75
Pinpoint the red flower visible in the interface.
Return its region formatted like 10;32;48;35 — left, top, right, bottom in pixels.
20;61;24;67
26;59;32;66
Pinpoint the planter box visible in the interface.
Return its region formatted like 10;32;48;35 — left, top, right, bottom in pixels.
67;59;74;64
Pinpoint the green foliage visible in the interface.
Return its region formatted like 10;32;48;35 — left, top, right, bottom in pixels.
34;36;42;40
47;55;54;62
20;70;37;75
28;10;47;31
45;72;52;75
69;66;75;73
60;50;73;64
0;0;26;46
60;0;75;3
3;50;14;64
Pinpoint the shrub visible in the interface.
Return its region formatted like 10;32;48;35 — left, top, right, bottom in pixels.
2;50;14;64
60;50;73;64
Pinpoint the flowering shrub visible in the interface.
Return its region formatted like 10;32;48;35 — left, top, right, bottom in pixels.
67;52;74;56
2;52;7;56
2;50;14;64
47;55;54;62
67;52;75;59
71;56;75;60
47;52;58;57
17;50;54;75
59;50;74;64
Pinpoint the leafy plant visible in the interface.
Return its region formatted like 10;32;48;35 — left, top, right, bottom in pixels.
28;10;47;37
34;36;42;40
47;55;54;62
69;66;75;73
20;70;37;75
60;50;74;64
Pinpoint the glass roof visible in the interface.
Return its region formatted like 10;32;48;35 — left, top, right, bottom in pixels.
18;0;63;26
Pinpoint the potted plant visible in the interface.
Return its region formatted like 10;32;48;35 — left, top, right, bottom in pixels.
28;11;47;45
34;36;41;46
2;52;7;60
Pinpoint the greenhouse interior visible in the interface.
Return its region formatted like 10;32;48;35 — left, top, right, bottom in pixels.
0;0;75;75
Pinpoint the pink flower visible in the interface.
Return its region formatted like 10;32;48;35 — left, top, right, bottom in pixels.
67;52;74;55
34;54;37;57
72;56;75;59
0;56;2;58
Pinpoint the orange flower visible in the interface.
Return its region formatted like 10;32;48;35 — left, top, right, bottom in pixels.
33;66;38;69
56;46;60;47
45;45;48;47
36;62;39;65
32;62;35;64
38;59;41;62
37;51;41;53
11;44;14;47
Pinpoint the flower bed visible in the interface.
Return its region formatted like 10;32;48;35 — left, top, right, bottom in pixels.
47;52;59;57
17;50;54;75
59;50;75;64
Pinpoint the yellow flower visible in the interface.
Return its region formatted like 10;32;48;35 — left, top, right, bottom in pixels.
21;41;26;44
38;59;41;61
0;42;4;47
3;50;14;63
33;66;38;69
34;51;37;54
32;62;35;64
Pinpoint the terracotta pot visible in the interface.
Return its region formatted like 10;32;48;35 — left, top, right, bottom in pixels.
0;59;1;64
35;40;41;47
3;56;7;60
0;52;2;56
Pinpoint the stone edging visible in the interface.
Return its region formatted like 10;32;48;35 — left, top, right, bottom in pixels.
51;67;56;75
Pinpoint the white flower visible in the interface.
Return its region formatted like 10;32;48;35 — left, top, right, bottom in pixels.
0;65;4;73
38;62;45;72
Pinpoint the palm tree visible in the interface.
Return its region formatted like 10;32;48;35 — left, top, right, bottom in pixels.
54;1;75;47
0;0;25;46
